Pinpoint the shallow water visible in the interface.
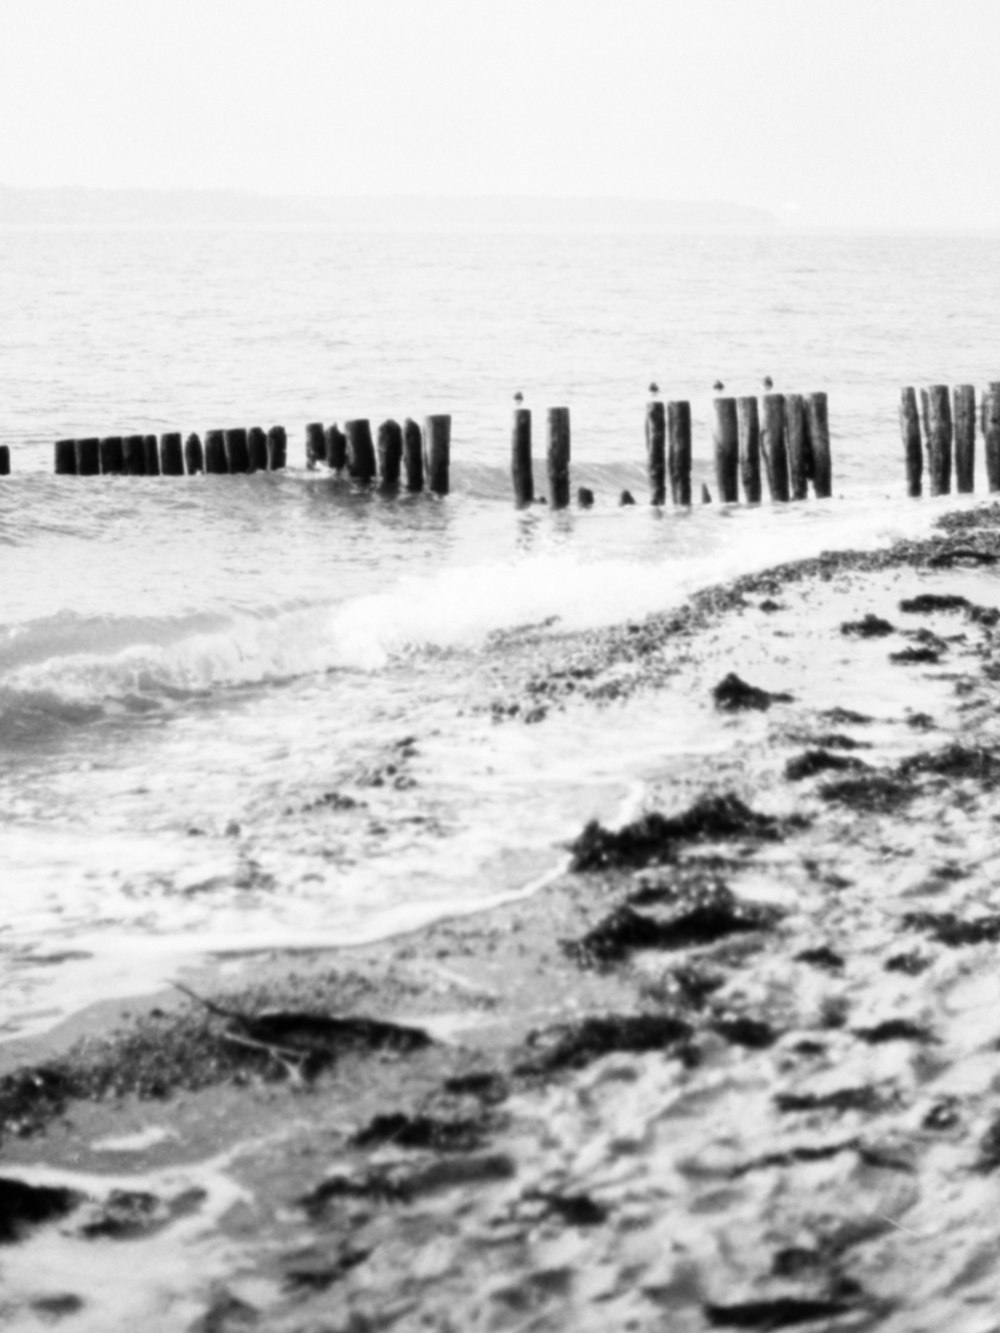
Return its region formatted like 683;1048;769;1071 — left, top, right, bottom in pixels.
2;223;998;1037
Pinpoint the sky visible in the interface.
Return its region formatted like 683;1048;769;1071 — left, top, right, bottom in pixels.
1;0;1000;228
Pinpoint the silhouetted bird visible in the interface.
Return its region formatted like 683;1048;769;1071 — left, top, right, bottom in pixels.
648;382;659;395
712;380;725;392
762;375;774;390
513;391;524;404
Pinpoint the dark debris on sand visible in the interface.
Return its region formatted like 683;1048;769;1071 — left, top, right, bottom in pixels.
713;673;794;711
568;794;798;872
840;613;895;637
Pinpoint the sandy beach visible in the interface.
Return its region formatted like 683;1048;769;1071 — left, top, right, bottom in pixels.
4;502;1000;1332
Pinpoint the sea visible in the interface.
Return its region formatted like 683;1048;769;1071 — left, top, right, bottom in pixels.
2;222;999;1043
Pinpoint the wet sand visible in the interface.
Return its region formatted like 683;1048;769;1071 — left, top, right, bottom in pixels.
4;504;1000;1331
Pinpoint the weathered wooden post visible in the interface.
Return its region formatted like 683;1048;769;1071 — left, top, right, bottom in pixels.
142;434;160;477
76;437;100;475
805;392;832;497
123;434;146;476
919;388;931;444
225;428;249;474
667;401;692;505
926;385;952;495
247;427;268;473
577;486;594;507
204;429;228;474
100;436;124;474
54;439;77;474
345;419;376;483
712;397;739;502
953;384;975;493
899;387;923;497
424;414;451;496
982;384;1000;492
378;419;403;489
547;407;570;509
160;432;184;476
0;446;9;475
403;418;424;491
780;394;804;500
736;397;762;503
511;408;533;507
645;400;665;505
184;433;205;475
305;422;325;469
266;426;286;471
325;424;347;471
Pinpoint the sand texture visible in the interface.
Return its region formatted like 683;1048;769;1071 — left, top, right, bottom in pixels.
4;507;1000;1330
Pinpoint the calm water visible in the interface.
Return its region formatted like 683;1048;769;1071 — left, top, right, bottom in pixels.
1;224;997;1038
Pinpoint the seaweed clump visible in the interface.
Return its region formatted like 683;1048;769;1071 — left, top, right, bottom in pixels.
903;911;1000;947
569;794;792;872
840;613;895;637
713;673;794;711
520;1013;692;1073
785;749;869;781
565;885;779;968
0;1177;84;1243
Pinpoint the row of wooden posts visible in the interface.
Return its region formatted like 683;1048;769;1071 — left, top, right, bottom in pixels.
46;416;454;493
53;428;288;476
511;392;832;509
899;383;1000;496
305;416;452;494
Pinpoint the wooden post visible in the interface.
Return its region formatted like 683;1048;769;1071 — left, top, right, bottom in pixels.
100;436;124;474
780;394;805;500
511;408;533;507
225;428;249;474
736;397;761;503
926;385;952;495
953;384;975;493
305;422;325;469
266;426;286;471
54;439;77;474
547;407;570;509
184;433;205;475
403;418;424;491
899;387;923;497
0;446;8;476
424;414;451;496
345;419;376;483
645;400;665;504
577;486;594;507
141;434;159;477
983;384;1000;492
805;392;832;497
75;437;100;475
712;397;739;502
919;387;930;445
378;419;403;489
204;429;228;474
325;424;347;471
247;427;268;473
123;434;146;476
160;432;183;476
667;401;692;505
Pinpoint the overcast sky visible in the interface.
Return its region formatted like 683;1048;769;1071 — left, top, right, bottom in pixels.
2;0;999;228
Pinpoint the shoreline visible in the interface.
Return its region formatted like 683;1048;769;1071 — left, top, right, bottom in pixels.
5;503;1000;1329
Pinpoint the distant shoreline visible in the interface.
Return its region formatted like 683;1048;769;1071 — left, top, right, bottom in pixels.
0;184;776;230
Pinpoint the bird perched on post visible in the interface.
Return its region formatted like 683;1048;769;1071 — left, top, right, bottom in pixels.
712;380;725;392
